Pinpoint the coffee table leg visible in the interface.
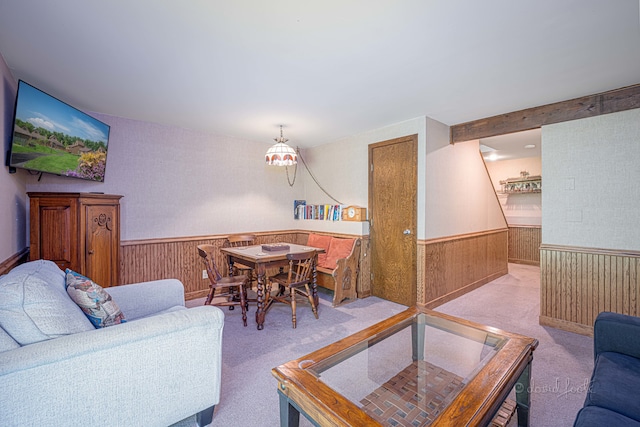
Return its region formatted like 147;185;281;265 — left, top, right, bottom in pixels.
411;318;425;361
515;361;532;427
278;390;300;427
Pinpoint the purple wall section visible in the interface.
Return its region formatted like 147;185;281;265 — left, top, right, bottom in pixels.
0;49;27;264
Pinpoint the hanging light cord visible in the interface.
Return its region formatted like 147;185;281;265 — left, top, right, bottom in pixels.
286;147;344;205
285;162;297;187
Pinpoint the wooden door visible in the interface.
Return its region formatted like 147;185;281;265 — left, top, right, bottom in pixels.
369;135;417;306
84;203;119;287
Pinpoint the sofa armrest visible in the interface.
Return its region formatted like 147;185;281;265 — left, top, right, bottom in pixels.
594;311;640;360
0;305;224;427
108;278;185;320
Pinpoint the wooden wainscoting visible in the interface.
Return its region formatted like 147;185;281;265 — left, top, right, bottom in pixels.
0;248;30;275
120;231;307;300
120;230;370;301
419;229;508;308
508;226;541;265
357;234;371;298
540;244;640;336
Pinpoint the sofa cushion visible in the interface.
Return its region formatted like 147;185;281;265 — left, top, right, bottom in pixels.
323;237;356;270
0;327;20;352
9;259;66;291
574;406;640;427
307;233;332;267
0;260;94;345
65;269;126;328
585;351;640;422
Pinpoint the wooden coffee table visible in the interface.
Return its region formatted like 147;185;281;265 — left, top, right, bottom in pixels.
272;305;538;426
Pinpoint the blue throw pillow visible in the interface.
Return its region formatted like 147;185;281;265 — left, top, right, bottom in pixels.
65;269;126;328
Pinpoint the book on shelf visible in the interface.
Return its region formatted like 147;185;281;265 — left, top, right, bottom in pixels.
293;203;346;221
294;200;306;220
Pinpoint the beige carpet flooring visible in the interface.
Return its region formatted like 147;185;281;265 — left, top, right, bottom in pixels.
436;263;593;427
184;263;592;426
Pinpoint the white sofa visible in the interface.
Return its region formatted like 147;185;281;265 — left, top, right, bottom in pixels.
0;260;224;427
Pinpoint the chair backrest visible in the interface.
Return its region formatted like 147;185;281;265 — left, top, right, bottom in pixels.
197;244;223;283
226;234;256;247
285;250;317;287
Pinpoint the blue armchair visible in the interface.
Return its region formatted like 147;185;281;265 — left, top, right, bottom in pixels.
573;311;640;426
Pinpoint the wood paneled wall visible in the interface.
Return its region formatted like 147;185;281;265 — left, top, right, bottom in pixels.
120;230;370;301
508;226;541;265
419;229;508;308
540;244;640;336
121;231;305;300
0;248;29;276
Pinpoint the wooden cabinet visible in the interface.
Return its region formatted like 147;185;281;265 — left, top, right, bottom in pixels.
29;192;122;287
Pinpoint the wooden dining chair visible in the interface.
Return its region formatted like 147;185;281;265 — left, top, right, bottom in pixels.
268;250;318;328
197;244;249;326
226;233;257;289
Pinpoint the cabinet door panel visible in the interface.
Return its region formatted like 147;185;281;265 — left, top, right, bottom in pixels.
32;200;79;271
40;207;72;267
85;205;118;287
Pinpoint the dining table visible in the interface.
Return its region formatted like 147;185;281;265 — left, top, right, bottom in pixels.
219;243;325;330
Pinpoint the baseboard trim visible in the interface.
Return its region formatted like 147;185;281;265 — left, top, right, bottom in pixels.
539;315;594;337
508;258;540;266
422;268;508;309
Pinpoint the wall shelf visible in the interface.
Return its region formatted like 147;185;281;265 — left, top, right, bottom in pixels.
499;175;541;194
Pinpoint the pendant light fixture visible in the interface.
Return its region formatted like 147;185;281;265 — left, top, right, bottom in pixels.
263;124;342;203
265;125;297;166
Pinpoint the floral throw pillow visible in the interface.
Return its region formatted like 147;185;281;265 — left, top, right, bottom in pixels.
65;269;126;328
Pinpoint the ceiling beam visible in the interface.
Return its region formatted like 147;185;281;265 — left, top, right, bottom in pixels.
450;84;640;143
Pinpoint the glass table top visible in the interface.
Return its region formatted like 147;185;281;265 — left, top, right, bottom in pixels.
306;313;508;425
274;306;538;426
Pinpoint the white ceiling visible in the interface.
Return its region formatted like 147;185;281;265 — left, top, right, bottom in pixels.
481;128;542;162
0;1;639;148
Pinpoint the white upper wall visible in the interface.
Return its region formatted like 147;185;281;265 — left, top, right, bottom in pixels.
486;157;542;226
425;118;506;239
304;117;427;237
19;110;503;244
300;116;507;240
542;108;640;250
23;114;307;241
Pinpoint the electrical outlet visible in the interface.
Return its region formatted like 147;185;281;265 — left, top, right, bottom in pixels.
202;269;208;279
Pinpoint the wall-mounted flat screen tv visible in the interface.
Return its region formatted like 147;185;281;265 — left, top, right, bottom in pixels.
8;80;110;182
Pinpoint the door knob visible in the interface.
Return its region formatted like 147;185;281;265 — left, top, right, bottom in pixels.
403;229;411;235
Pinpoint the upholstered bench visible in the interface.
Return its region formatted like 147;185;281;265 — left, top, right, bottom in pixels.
306;233;361;307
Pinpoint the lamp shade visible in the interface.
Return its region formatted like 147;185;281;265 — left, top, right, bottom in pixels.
265;142;297;166
265;125;297;166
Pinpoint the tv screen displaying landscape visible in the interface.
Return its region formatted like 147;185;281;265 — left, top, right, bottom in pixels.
9;80;110;182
